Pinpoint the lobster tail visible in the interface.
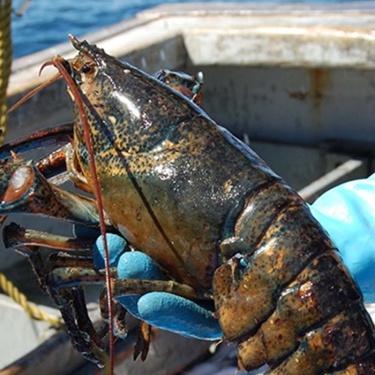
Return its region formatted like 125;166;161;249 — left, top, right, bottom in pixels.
213;181;375;374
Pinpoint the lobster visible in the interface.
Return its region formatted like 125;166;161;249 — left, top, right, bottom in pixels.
1;36;375;374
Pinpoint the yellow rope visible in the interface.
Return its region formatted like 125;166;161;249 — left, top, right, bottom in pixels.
0;1;63;330
0;0;12;144
0;272;64;328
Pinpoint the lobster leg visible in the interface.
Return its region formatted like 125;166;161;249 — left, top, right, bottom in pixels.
99;288;129;339
50;265;109;285
99;288;153;361
3;222;95;251
112;279;210;300
4;220;210;302
133;321;152;361
49;265;209;300
9;245;108;366
53;286;108;366
38;252;111;366
47;263;212;365
2;222;111;366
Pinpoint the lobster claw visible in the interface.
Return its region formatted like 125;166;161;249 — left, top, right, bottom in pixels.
0;158;71;218
0;157;25;201
0;156;101;225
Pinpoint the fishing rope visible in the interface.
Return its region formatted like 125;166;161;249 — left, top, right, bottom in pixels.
0;0;12;144
0;273;63;327
0;0;63;329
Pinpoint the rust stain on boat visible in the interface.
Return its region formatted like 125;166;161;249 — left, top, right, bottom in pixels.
310;68;329;108
288;90;308;101
310;68;330;128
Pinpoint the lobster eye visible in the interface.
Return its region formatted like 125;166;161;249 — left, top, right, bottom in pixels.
81;64;93;74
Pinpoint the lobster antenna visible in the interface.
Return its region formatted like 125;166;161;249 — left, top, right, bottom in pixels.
45;57;115;374
8;72;61;114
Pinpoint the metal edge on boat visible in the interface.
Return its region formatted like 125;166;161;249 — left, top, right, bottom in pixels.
8;1;375;96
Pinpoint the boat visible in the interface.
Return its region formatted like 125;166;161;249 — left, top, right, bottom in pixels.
1;2;375;373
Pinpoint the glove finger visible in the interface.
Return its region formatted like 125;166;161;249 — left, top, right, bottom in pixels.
137;291;223;340
116;251;166;318
93;233;127;269
117;251;166;280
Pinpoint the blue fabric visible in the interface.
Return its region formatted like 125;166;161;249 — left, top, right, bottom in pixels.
94;175;375;339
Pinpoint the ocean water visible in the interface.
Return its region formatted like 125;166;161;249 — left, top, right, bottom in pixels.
12;0;369;58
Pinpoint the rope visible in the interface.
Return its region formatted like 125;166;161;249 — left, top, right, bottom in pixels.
0;1;63;330
0;272;64;328
0;0;12;144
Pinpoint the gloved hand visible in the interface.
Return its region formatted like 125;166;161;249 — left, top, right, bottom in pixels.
93;174;375;340
93;234;223;340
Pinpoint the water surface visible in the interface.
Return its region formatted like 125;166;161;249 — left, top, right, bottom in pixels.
12;0;370;58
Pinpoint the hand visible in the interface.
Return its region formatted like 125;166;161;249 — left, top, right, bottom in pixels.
93;174;375;339
93;233;223;340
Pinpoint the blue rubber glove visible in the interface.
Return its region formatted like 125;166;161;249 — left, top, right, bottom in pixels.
93;174;375;339
93;234;223;340
310;174;375;302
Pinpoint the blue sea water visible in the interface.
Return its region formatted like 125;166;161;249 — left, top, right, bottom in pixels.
12;0;370;58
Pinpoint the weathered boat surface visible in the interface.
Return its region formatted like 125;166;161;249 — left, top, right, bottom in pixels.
1;2;375;374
